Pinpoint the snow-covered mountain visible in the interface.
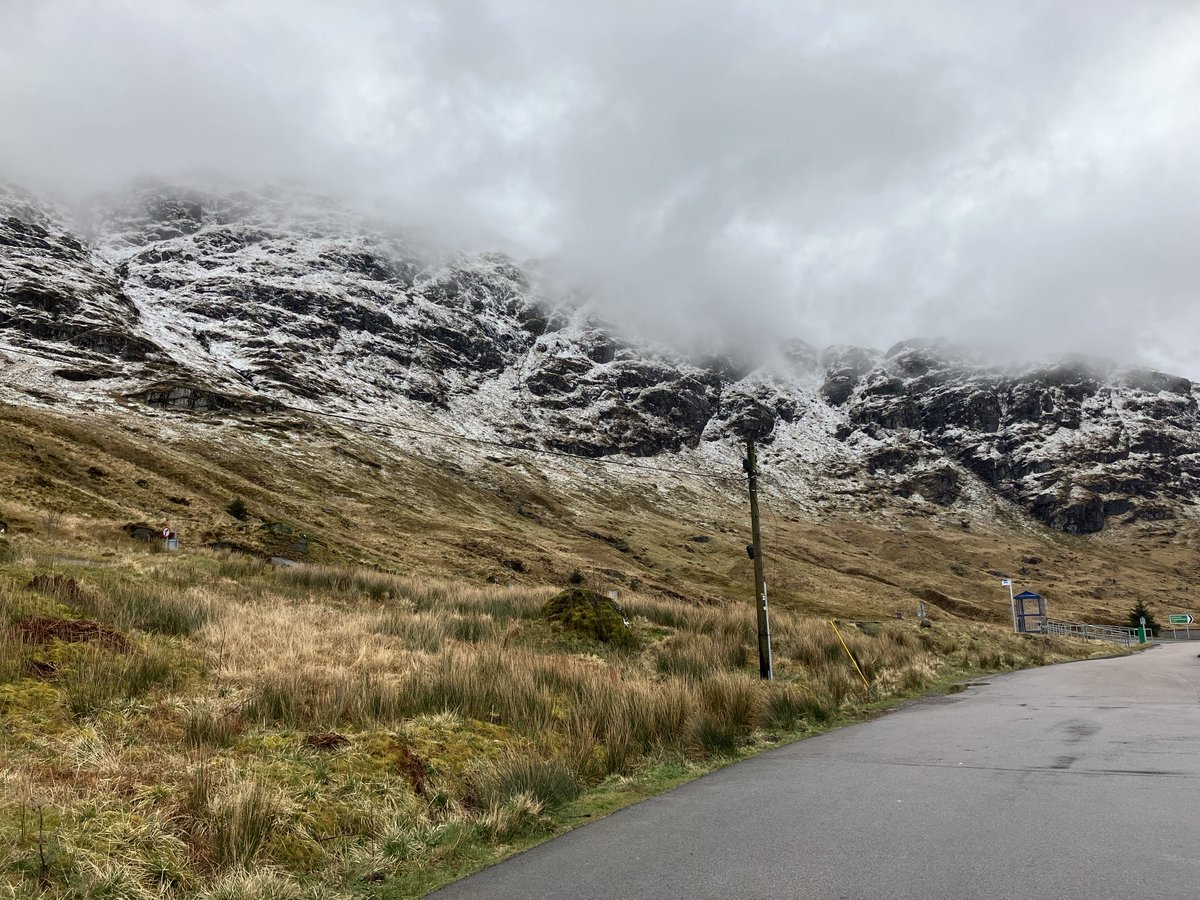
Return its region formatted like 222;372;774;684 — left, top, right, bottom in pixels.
2;181;1198;535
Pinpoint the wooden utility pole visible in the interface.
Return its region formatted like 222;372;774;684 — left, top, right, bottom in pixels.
744;438;773;680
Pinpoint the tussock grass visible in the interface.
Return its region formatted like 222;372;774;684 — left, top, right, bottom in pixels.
470;754;581;811
477;792;546;843
0;628;36;684
20;566;215;637
0;547;1115;899
195;869;309;900
57;642;185;719
207;780;283;871
184;706;242;750
75;578;214;637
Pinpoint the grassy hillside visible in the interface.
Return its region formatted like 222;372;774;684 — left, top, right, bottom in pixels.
0;535;1114;899
1;401;1196;628
0;400;1189;895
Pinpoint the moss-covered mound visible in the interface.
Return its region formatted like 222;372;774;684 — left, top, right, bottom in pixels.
543;588;637;648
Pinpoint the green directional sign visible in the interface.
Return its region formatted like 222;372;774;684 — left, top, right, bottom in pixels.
1168;614;1193;625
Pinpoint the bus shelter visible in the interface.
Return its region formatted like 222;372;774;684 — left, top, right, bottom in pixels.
1013;590;1047;633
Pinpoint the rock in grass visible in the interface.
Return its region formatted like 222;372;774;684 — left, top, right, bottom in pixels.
543;588;637;648
124;522;158;542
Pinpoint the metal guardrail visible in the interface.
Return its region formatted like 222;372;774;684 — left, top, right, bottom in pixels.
1040;619;1141;646
1161;629;1200;641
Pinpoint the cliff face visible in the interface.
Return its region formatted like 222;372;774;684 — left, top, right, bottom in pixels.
3;182;1197;535
827;341;1198;533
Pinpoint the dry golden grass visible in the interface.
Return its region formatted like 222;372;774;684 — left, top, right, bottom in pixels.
1;399;1197;635
0;532;1121;899
0;397;1178;897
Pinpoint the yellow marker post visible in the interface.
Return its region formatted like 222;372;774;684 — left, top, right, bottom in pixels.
830;619;871;695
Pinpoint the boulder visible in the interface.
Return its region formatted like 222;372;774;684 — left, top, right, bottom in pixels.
124;522;159;542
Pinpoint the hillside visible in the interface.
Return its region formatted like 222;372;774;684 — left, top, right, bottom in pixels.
1;398;1196;630
2;181;1199;625
2;181;1198;898
4;181;1200;542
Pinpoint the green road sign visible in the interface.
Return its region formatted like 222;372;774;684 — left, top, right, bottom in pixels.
1168;614;1194;625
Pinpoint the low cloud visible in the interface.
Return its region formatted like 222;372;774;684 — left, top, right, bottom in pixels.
2;1;1198;375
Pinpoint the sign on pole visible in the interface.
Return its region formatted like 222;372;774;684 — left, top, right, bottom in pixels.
1168;614;1194;625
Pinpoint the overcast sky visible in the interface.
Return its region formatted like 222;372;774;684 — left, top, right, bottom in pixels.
2;1;1199;376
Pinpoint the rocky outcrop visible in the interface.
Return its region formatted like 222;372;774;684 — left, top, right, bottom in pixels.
834;345;1200;533
137;382;281;413
525;337;722;456
0;185;163;363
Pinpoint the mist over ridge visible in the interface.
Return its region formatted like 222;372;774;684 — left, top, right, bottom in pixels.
2;1;1199;377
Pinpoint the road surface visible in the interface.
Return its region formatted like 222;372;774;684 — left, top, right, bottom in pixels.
434;643;1200;899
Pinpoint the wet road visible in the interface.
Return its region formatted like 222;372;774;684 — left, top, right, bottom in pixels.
434;643;1200;899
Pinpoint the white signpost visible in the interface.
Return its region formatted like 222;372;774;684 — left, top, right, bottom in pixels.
1001;578;1016;632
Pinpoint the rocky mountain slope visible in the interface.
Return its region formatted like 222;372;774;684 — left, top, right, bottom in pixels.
2;181;1198;538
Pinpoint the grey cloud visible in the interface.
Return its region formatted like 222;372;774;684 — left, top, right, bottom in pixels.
2;0;1198;375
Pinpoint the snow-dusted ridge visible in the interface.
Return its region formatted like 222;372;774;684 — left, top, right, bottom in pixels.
2;182;1198;534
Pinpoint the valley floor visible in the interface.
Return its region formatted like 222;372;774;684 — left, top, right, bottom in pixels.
0;536;1116;899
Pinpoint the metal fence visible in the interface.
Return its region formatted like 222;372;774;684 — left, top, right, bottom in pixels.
1040;619;1141;646
1161;626;1199;641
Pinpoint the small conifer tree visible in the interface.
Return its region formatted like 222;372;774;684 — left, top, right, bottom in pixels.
1128;599;1160;633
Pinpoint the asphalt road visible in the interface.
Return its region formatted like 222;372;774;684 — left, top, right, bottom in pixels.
434;643;1200;899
